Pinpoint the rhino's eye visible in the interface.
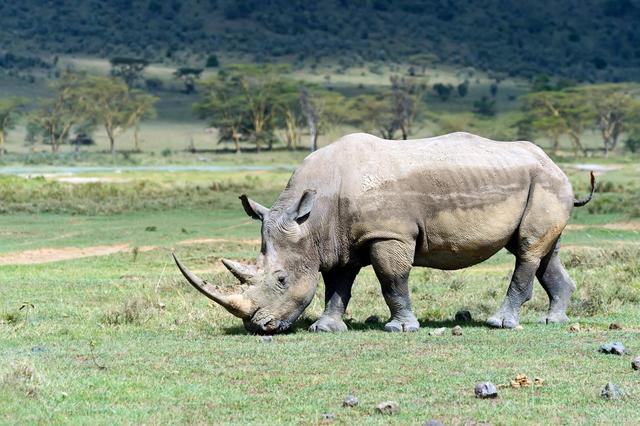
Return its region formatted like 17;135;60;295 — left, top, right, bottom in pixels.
274;271;288;288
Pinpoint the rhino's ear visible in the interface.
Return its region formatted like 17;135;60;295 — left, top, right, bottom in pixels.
239;195;269;221
289;189;316;223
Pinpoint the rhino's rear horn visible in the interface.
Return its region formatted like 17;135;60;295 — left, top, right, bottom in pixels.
221;258;259;285
172;253;255;319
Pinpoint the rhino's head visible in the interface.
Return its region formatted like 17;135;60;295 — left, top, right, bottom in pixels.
174;190;320;334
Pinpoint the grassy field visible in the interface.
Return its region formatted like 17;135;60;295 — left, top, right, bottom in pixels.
1;162;639;425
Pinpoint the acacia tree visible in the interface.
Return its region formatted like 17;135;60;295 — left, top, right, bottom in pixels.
194;71;248;153
389;75;427;139
80;76;158;154
521;90;590;155
110;57;149;88
174;67;203;94
580;84;640;156
30;72;88;152
0;97;28;156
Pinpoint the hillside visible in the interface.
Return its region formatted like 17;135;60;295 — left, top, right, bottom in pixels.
1;0;640;81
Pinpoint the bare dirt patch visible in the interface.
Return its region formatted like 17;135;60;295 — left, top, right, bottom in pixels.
0;244;131;265
0;236;259;265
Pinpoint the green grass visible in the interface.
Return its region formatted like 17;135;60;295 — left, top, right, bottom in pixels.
1;202;639;424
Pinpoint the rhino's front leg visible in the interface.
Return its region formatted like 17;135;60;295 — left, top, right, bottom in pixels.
309;266;360;332
370;239;420;332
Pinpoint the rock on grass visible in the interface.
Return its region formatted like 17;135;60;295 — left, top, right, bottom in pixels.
474;382;498;399
429;327;446;336
599;342;624;355
632;357;640;371
320;413;336;424
455;310;472;322
375;401;400;415
343;394;358;407
452;325;463;336
424;420;445;426
365;315;379;324
600;382;622;400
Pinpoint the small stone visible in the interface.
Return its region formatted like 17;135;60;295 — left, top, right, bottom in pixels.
609;323;623;330
599;342;624;355
423;420;445;426
259;336;273;343
600;382;622;400
631;357;640;371
343;394;359;407
452;325;463;336
429;327;446;336
320;413;336;424
375;401;400;415
474;381;498;399
514;325;524;330
31;346;45;353
455;310;472;322
157;302;166;309
365;315;380;324
568;323;580;333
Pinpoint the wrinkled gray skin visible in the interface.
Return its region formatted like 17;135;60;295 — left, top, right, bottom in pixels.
174;132;594;334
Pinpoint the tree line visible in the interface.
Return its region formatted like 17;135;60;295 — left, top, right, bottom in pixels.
1;62;639;157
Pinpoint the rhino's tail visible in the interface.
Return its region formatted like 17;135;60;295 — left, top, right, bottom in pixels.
574;171;595;207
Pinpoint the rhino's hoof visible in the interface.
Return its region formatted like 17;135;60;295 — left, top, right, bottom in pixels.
539;313;569;324
384;319;420;332
308;317;348;332
486;315;518;329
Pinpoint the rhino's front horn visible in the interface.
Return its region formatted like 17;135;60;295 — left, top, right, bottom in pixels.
221;258;259;285
172;253;255;319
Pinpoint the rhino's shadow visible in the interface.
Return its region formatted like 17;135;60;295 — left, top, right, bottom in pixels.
217;318;489;335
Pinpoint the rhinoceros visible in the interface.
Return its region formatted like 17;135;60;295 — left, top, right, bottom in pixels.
173;132;594;334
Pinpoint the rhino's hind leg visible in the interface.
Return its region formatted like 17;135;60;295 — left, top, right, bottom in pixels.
370;239;420;332
536;239;575;324
487;257;540;328
309;266;360;332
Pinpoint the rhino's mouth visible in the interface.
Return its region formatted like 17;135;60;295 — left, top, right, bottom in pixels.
244;308;293;335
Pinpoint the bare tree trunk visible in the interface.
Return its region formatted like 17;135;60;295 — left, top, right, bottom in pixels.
568;132;586;156
134;126;141;152
300;88;319;152
232;133;241;154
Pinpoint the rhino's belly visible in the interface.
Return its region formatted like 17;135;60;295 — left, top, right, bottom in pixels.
414;194;526;270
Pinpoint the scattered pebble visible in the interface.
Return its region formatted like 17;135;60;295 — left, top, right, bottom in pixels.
474;382;498;399
534;377;545;386
609;323;623;330
452;325;463;336
514;325;524;331
600;382;622;400
568;323;580;333
259;336;273;343
631;357;640;371
31;346;45;353
455;310;472;322
375;401;400;415
429;327;446;336
365;315;380;324
157;301;166;309
423;420;445;426
599;342;625;355
320;413;336;424
343;394;358;407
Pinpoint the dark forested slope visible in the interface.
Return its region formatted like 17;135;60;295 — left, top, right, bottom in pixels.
2;0;640;81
